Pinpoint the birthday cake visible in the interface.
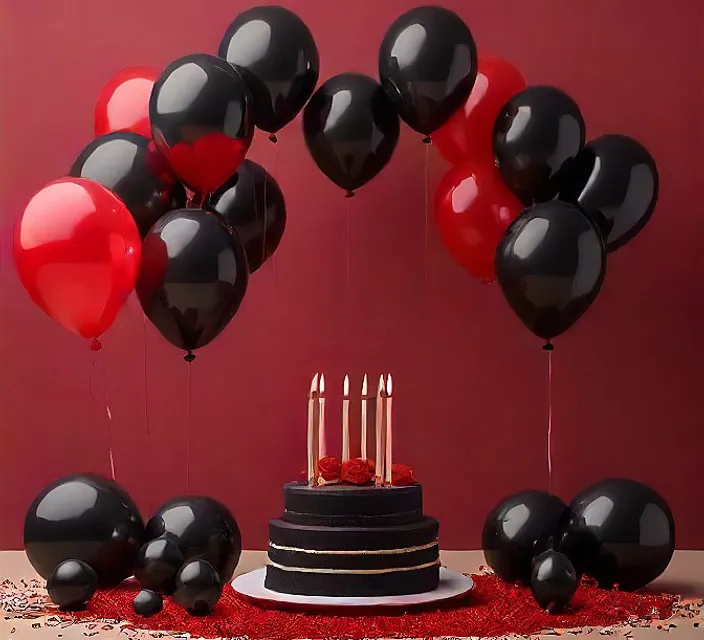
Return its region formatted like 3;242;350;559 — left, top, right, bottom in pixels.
264;374;441;597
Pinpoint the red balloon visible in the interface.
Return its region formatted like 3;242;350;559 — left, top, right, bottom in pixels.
435;164;523;283
433;56;526;166
14;178;141;339
95;67;159;138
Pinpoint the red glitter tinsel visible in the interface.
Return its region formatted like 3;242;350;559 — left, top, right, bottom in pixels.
64;573;675;639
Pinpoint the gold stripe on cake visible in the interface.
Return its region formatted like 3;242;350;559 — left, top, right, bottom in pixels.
267;559;440;575
269;539;438;555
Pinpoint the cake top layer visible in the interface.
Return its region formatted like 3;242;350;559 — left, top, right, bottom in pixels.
283;481;423;519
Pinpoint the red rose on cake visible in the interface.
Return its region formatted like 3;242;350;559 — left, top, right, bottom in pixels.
391;463;415;486
341;458;374;485
318;456;341;482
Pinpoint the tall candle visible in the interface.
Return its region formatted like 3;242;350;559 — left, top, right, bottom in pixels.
384;374;393;485
375;374;385;485
307;373;319;485
318;374;326;459
342;375;350;462
361;374;368;460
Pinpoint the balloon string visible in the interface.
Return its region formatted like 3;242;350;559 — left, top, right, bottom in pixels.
547;347;554;493
424;141;430;286
186;361;192;493
142;314;150;436
271;141;281;285
344;196;351;347
89;352;115;480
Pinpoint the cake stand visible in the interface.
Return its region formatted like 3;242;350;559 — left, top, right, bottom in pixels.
232;566;473;611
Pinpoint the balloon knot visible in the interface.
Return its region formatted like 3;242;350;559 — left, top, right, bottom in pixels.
184;351;196;363
268;133;278;144
90;338;102;352
344;190;355;199
542;340;554;351
422;135;432;144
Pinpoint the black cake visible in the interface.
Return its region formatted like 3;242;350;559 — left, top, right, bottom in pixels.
265;482;440;597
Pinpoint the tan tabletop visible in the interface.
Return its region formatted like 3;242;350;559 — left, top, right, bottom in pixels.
1;550;703;640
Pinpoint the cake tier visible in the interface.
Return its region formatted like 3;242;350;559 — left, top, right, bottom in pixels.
281;482;423;527
265;562;440;597
265;516;440;597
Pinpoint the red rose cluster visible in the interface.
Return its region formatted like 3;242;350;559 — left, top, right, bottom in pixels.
302;457;416;487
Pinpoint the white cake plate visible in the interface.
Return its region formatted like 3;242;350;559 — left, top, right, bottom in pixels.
231;566;473;611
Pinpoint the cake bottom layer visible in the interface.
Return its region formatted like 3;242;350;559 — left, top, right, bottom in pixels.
264;562;440;597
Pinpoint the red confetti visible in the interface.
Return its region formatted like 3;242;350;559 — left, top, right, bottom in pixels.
52;574;676;639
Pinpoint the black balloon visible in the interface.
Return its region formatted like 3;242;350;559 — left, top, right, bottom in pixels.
69;132;180;237
557;134;658;252
173;559;222;616
133;589;164;616
494;86;585;204
137;209;249;357
559;478;675;591
379;6;477;136
207;160;286;272
482;490;569;583
150;54;253;194
24;474;144;587
134;536;185;593
47;559;98;609
219;5;319;137
132;589;164;616
530;550;578;612
145;496;242;583
495;201;606;343
303;73;400;195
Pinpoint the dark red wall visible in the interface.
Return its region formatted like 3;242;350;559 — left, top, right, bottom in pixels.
1;0;702;550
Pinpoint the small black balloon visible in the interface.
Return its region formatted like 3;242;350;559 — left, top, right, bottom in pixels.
145;496;242;583
134;536;184;593
303;73;400;195
137;209;249;354
24;474;144;587
494;86;585;204
557;134;658;252
482;490;569;584
69;132;180;237
379;6;477;135
173;559;222;616
530;550;578;612
559;478;675;591
47;559;98;610
219;5;319;135
207;160;286;272
133;589;164;616
495;201;606;342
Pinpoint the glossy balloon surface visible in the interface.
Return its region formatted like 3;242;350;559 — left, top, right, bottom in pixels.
133;589;164;616
173;559;222;616
433;55;525;165
559;478;675;591
145;496;242;583
303;73;400;194
495;201;606;342
207;160;286;272
14;178;142;340
24;474;144;587
134;536;185;593
70;132;180;237
95;66;159;138
137;209;249;353
494;86;585;204
47;559;98;609
482;490;569;584
219;5;319;134
530;550;578;612
379;6;477;135
150;54;253;194
558;134;658;252
434;163;522;283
